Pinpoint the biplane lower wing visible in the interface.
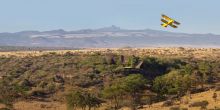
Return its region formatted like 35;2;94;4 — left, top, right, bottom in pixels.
161;24;167;27
170;24;178;28
161;19;178;28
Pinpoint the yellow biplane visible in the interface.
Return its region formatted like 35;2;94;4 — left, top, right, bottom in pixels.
161;14;180;28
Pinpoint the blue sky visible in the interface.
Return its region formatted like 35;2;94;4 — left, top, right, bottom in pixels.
0;0;220;34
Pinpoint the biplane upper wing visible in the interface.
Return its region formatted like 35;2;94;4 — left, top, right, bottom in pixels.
162;14;172;21
161;19;168;24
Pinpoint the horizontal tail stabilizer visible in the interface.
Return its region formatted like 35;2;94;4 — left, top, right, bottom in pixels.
174;21;180;25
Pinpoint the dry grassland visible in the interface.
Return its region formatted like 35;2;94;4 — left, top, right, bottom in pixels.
3;90;218;110
0;48;219;59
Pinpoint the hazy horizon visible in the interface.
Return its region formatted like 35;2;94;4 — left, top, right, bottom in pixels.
1;0;220;34
0;25;219;36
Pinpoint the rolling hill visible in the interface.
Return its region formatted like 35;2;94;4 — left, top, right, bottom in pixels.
0;26;220;48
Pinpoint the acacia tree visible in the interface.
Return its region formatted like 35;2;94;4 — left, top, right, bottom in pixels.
66;91;83;110
127;55;139;68
198;61;213;84
191;70;204;89
0;85;15;108
103;74;148;110
102;80;125;109
153;70;191;99
121;74;147;110
0;80;28;109
84;93;102;110
181;64;195;75
66;90;102;110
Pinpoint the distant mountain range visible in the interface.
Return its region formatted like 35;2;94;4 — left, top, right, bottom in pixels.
0;25;220;48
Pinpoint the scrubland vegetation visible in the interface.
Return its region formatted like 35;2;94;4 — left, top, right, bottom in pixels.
0;48;220;110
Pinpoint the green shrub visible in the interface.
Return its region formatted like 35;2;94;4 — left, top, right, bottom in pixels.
189;100;209;108
0;108;10;110
102;74;148;110
163;100;174;107
181;108;188;110
66;90;102;110
169;106;180;110
153;70;191;97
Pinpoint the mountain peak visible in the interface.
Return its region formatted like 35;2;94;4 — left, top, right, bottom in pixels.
97;25;121;32
110;25;120;29
44;29;65;33
0;27;220;48
42;29;66;34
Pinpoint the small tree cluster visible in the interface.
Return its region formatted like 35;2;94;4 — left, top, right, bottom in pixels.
102;74;148;110
153;70;191;98
66;90;102;110
0;80;28;109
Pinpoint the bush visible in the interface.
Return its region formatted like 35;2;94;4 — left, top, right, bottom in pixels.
153;70;191;97
189;100;209;108
214;107;220;110
181;108;188;110
0;82;27;108
66;90;102;110
28;88;48;98
163;100;174;107
169;107;188;110
0;108;10;110
169;106;180;110
215;86;220;91
102;74;148;110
